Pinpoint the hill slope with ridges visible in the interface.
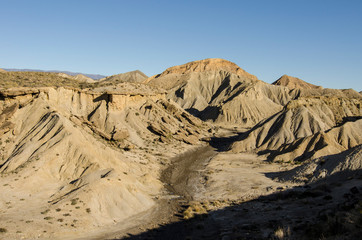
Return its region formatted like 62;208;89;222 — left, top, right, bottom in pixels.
146;58;296;127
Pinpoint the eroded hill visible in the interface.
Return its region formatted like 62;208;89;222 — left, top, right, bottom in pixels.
146;58;295;127
0;83;209;239
99;70;148;84
272;74;322;89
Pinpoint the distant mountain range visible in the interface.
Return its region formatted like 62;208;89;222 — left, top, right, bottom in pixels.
3;68;107;80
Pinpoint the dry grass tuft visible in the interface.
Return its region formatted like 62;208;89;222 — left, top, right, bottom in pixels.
182;202;208;219
273;226;290;240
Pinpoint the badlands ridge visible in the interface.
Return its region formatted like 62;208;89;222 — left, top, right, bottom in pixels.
0;59;361;239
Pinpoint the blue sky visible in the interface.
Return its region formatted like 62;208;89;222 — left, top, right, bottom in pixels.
1;0;361;90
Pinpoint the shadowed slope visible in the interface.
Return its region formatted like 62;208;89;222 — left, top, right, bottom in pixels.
118;152;362;240
277;145;362;182
231;96;362;156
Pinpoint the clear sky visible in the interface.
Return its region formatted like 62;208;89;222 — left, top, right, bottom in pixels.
1;0;361;90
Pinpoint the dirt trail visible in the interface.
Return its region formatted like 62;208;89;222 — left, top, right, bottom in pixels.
161;145;217;200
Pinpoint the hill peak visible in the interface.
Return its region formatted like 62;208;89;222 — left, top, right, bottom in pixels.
98;70;148;84
161;58;258;80
272;74;322;89
74;74;95;83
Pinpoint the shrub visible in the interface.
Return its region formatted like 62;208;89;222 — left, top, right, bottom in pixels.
71;198;78;205
41;209;50;214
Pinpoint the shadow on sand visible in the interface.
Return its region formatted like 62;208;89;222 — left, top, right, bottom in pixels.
116;169;362;240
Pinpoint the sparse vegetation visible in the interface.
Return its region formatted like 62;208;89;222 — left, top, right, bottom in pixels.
182;207;193;220
70;198;78;205
0;228;7;233
182;202;207;220
86;208;91;213
41;209;50;214
0;71;92;89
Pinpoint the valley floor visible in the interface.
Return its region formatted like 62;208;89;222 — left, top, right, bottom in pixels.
84;131;298;239
1;129;361;240
99;130;361;240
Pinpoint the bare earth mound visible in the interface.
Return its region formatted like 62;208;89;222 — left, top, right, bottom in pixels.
98;70;148;85
272;74;322;89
